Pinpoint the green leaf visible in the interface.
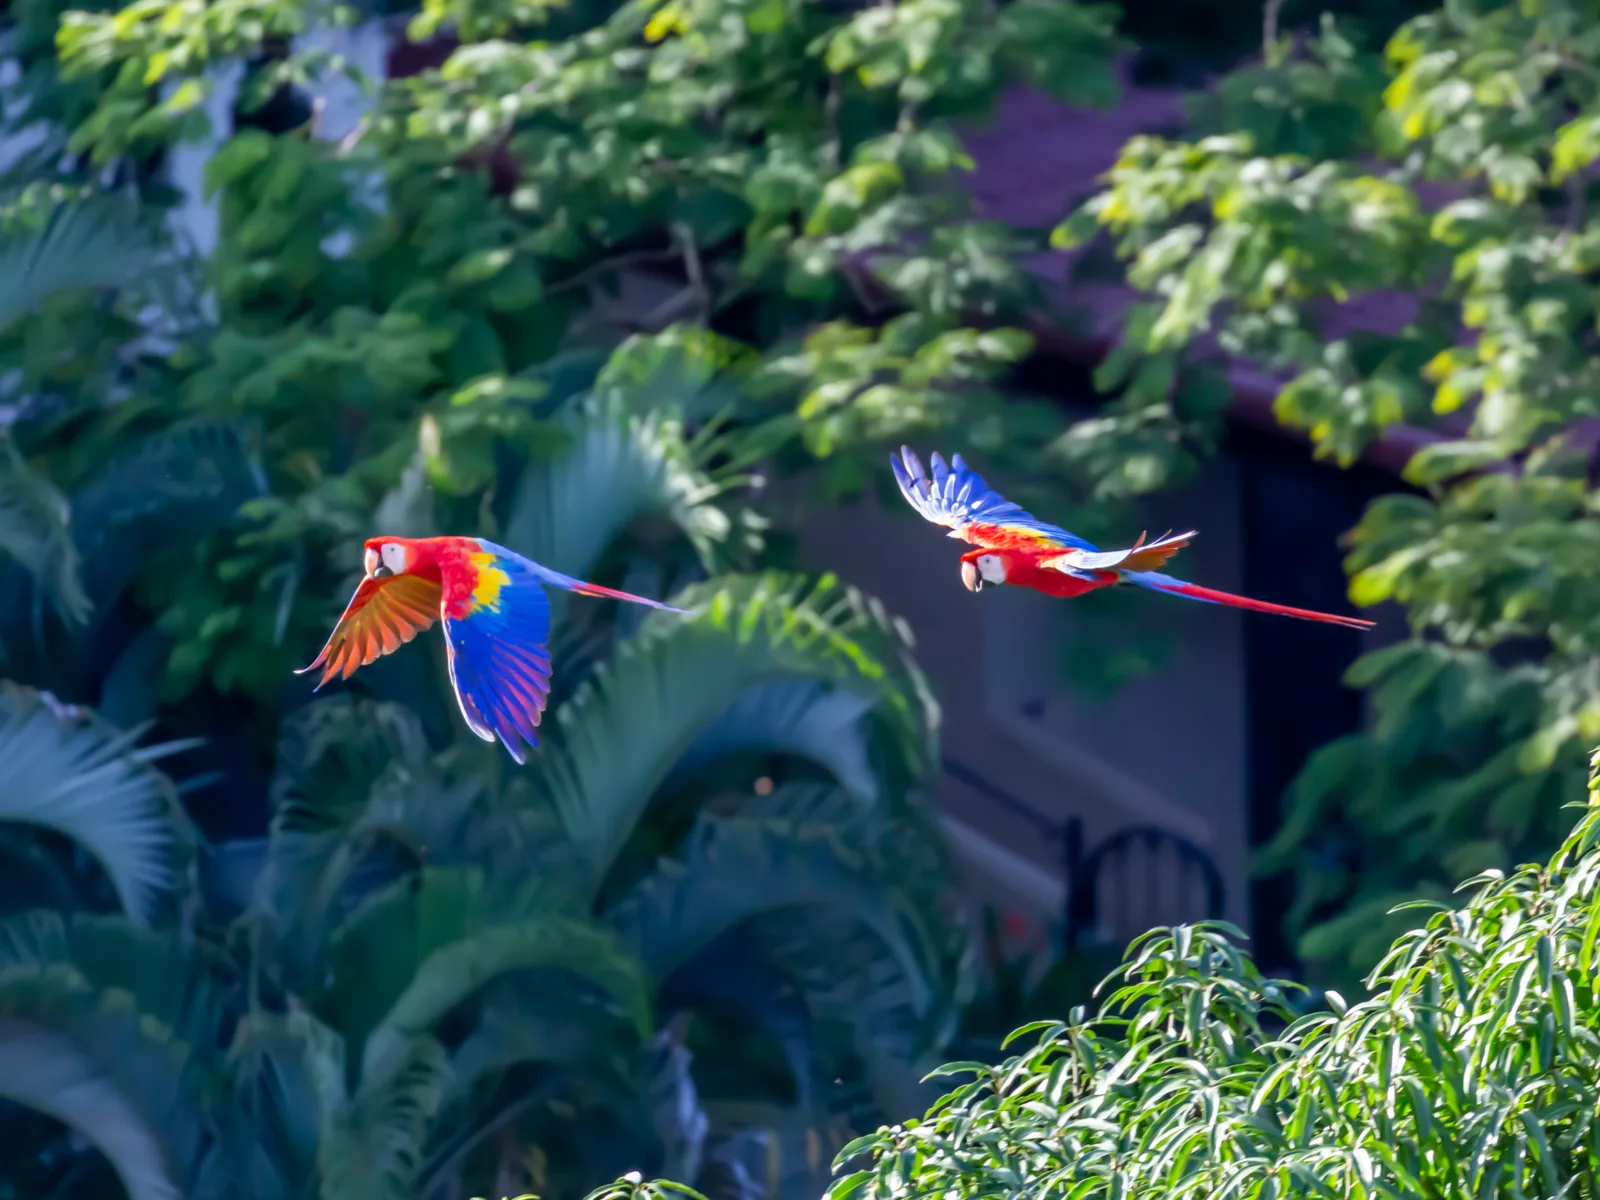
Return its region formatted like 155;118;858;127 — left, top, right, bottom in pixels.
0;685;197;922
202;130;275;197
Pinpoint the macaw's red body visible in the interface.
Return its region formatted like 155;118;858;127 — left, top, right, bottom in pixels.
297;535;689;763
891;447;1375;631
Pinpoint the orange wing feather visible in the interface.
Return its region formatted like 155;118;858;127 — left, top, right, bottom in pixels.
295;572;444;689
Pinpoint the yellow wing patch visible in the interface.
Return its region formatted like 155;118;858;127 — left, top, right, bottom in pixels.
468;551;512;614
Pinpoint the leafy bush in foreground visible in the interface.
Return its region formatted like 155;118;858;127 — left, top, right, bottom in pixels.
829;750;1600;1200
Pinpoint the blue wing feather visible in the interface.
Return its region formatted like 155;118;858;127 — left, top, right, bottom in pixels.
444;540;687;764
475;538;691;613
890;447;1097;551
443;554;554;765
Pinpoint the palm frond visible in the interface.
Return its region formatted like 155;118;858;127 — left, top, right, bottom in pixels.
648;1021;709;1186
359;912;654;1088
0;683;198;922
500;393;744;620
590;327;757;424
605;802;927;996
445;981;627;1100
71;421;266;618
604;788;958;1149
286;1009;451;1200
226;1010;340;1196
255;695;447;974
268;695;435;834
0;430;91;631
0;1018;182;1200
0;193;157;331
0;910;242;1198
666;680;881;804
0;909;235;1054
257;698;589;988
540;573;936;890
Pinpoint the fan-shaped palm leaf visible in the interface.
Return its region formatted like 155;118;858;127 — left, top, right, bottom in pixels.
666;681;881;804
360;916;653;1087
499;394;741;627
605;806;928;1002
0;684;198;922
590;327;756;424
0;1019;182;1200
225;1010;341;1197
541;573;934;890
605;793;949;1133
0;910;246;1200
0;194;156;330
0;431;91;633
254;697;490;982
314;866;652;1088
289;1009;452;1200
444;983;623;1100
70;421;266;619
0;909;235;1053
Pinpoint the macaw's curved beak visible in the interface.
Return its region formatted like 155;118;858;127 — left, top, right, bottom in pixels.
364;547;392;580
960;559;982;593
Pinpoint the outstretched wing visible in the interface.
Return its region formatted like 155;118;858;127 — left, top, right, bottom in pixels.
442;552;556;765
444;541;691;764
295;572;443;689
1040;529;1196;576
890;446;1096;552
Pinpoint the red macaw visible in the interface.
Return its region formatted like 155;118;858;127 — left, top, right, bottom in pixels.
296;535;689;763
891;447;1375;630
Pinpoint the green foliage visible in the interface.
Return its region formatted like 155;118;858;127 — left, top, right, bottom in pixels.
0;393;965;1199
1051;0;1600;984
0;682;200;923
832;748;1600;1200
0;0;1134;1180
28;0;1125;620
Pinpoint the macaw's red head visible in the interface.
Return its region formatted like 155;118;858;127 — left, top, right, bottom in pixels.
959;550;1009;593
363;536;421;580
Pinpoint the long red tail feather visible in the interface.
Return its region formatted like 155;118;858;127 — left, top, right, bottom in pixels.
1132;574;1375;630
565;579;692;614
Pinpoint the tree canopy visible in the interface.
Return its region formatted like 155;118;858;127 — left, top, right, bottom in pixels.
829;746;1600;1200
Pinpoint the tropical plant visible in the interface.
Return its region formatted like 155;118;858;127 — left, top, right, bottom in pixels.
0;0;1135;746
831;745;1600;1200
0;391;966;1200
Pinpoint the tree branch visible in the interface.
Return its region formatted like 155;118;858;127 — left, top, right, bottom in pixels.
674;221;712;325
1263;0;1286;67
541;248;682;300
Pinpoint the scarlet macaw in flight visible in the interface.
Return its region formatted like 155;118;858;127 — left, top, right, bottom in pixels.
891;447;1374;630
296;536;689;762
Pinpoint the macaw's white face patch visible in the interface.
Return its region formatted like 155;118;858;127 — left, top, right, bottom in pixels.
962;554;1007;592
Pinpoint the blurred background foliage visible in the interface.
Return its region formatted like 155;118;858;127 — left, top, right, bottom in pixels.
4;0;1600;1194
1060;0;1600;988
